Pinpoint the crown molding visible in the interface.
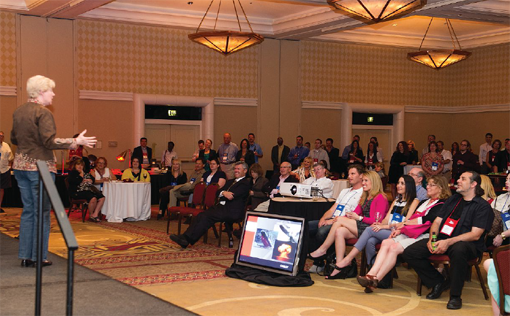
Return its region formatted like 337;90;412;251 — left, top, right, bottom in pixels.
0;86;16;96
79;90;133;101
214;97;258;107
405;104;510;113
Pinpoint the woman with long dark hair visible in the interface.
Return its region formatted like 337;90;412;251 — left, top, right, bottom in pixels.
365;141;381;171
347;140;364;167
69;158;105;222
236;138;255;167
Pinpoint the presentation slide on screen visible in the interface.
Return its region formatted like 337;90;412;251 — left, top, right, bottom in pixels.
239;215;302;272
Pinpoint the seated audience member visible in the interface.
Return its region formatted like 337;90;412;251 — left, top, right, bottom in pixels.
121;157;150;182
303;162;334;198
271;137;290;172
331;175;418;279
309;171;389;279
488;173;510;248
132;137;152;168
308;164;364;273
199;139;217;172
202;158;226;188
486;139;502;173
357;175;451;292
308;139;330;168
91;157;116;191
167;158;206;208
421;141;444;178
68;158;105;222
402;171;493;310
494;140;510;172
236;138;255;167
67;133;88;163
191;140;205;162
481;174;497;203
157;159;187;220
365;141;381;171
484;258;510;316
347;140;364;167
437;141;453;182
292;157;315;183
408;167;428;201
407;140;419;165
374;162;386;179
161;141;178;169
263;161;299;199
248;163;269;210
288;135;310;170
169;162;251;249
452;140;479;180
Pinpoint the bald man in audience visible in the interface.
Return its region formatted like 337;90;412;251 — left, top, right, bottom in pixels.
218;133;238;180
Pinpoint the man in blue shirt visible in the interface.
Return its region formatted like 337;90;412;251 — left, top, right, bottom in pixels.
248;133;263;163
288;135;309;170
408;167;428;201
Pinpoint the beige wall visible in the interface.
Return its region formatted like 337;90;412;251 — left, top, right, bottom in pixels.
0;96;17;143
78;99;134;169
1;13;509;174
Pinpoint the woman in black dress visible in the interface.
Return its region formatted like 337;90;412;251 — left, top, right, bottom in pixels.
236;138;255;167
389;141;411;200
68;158;105;222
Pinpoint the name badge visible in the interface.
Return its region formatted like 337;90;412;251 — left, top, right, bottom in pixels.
313;158;318;163
222;153;228;163
502;212;510;231
431;162;438;171
390;213;404;224
190;178;196;184
220;201;226;205
368;158;373;164
276;185;280;190
440;218;459;236
333;204;346;217
170;182;177;186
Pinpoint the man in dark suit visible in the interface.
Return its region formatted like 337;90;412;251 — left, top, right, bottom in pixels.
132;137;152;168
170;161;251;248
271;137;290;172
263;162;299;198
325;138;340;173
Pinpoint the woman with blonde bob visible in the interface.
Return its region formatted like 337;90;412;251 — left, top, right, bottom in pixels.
12;75;96;267
309;171;389;279
357;175;451;292
480;175;497;203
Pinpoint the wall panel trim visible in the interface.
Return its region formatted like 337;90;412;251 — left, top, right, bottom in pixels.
214;97;258;107
79;90;134;101
405;104;510;113
0;86;17;96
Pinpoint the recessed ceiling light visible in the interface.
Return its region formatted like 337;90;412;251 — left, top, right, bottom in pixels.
392;23;398;27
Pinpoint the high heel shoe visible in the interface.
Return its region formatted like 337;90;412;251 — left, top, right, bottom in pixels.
357;274;378;292
325;264;348;279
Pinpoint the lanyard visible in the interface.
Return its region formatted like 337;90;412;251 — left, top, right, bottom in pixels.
445;198;462;221
338;188;358;207
499;194;510;213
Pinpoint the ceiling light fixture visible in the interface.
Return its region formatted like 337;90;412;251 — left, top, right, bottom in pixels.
188;0;264;56
408;18;471;70
327;0;425;23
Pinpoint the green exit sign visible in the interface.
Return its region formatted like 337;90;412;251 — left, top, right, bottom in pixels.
367;116;374;123
168;110;177;117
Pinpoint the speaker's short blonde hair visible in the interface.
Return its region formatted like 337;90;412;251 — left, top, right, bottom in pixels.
26;75;55;98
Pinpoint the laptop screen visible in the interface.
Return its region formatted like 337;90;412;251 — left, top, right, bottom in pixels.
235;212;305;276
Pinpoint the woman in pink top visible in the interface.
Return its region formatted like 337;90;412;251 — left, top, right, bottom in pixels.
309;171;389;278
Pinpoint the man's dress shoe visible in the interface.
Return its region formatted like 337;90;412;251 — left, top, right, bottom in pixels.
170;234;189;249
447;297;462;309
426;281;449;299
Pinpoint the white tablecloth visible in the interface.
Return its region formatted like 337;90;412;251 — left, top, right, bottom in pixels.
101;181;151;223
332;179;350;199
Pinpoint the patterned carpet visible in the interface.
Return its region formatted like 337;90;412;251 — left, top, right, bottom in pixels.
0;207;493;316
